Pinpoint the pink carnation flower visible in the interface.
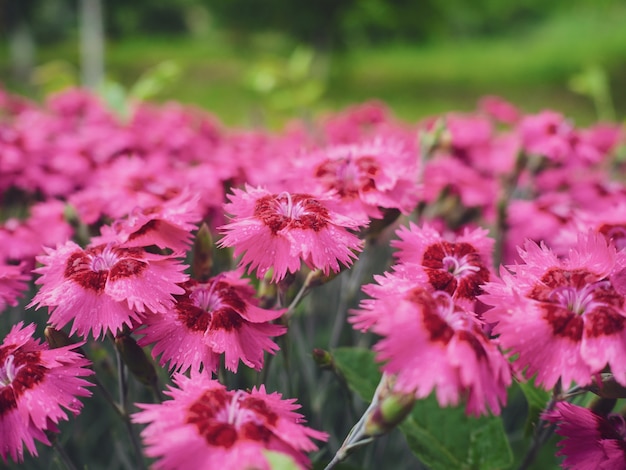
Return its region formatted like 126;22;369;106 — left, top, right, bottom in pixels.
354;286;510;416
391;223;493;302
219;186;364;282
138;271;286;373
518;110;575;161
481;232;626;389
0;263;29;313
92;191;202;252
132;373;327;470
544;402;626;469
0;322;93;463
295;138;420;221
30;241;187;339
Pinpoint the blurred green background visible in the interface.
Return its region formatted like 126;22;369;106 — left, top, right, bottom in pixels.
1;0;626;127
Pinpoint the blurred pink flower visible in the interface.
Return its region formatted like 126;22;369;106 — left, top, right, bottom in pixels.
132;373;327;470
478;96;520;124
30;241;187;339
0;263;29;313
0;322;93;463
294;138;420;221
219;186;364;282
93;190;202;252
482;232;626;389
518;110;575;161
0;200;73;266
544;402;626;469
138;272;286;373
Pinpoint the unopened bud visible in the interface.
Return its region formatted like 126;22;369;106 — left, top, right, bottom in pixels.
192;222;213;281
590;397;617;416
312;348;333;370
308;268;341;288
588;373;626;399
44;326;74;349
363;208;401;242
114;334;158;387
364;375;416;436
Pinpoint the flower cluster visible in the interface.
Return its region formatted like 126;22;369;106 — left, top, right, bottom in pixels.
1;83;626;469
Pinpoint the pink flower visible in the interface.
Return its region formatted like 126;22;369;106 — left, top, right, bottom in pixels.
0;263;29;313
354;284;510;416
481;232;626;389
219;186;364;282
29;241;188;339
138;271;286;373
295;138;420;221
544;402;626;469
0;200;73;266
132;373;327;470
92;190;202;252
478;96;520;125
0;322;93;463
391;223;493;302
518;110;575;161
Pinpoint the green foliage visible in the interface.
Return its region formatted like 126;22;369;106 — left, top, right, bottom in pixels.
517;378;551;436
332;347;514;470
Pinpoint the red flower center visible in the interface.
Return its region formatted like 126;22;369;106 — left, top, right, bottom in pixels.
253;192;330;234
176;280;245;333
406;288;487;358
186;388;277;449
0;349;46;417
421;241;489;299
64;245;148;293
314;155;379;198
528;268;626;340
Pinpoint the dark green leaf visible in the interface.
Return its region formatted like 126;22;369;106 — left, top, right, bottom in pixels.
332;347;381;401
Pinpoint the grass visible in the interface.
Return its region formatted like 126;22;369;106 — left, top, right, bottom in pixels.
2;4;626;127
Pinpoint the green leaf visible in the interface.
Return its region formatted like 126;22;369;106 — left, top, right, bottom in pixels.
263;450;300;470
332;347;381;401
517;377;550;436
467;418;513;470
400;395;512;470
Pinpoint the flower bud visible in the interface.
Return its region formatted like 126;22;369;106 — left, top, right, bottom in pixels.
44;326;74;349
192;222;213;281
312;348;333;370
115;334;158;387
364;375;416;437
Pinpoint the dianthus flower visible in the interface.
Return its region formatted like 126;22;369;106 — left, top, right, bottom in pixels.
0;263;29;313
0;322;93;463
544;402;626;469
138;271;286;373
295;138;420;221
29;241;187;339
219;186;364;282
132;373;327;470
481;232;626;389
518;110;575;161
92;191;202;252
391;223;493;302
353;286;510;416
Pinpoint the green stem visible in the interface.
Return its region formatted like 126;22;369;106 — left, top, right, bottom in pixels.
51;438;79;470
323;374;388;470
113;337;148;470
518;381;562;470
